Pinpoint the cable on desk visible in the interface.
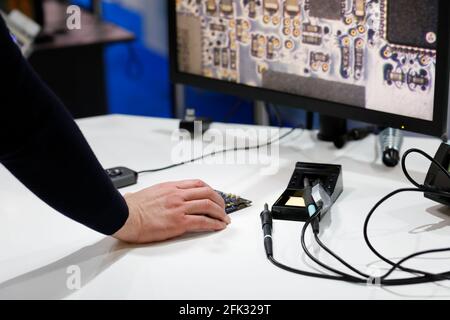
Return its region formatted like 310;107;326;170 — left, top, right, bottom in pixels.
302;197;450;285
313;232;370;279
266;147;450;286
268;207;450;286
363;188;438;278
267;256;361;283
267;209;365;284
401;148;450;189
137;124;304;175
300;211;366;283
363;149;450;280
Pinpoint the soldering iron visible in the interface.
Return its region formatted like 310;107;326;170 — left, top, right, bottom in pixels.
260;204;273;257
260;144;450;286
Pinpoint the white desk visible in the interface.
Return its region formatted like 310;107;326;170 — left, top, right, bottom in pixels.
0;115;449;300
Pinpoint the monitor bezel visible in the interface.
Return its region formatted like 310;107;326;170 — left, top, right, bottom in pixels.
169;0;450;138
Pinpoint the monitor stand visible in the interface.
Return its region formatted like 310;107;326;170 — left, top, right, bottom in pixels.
318;115;347;142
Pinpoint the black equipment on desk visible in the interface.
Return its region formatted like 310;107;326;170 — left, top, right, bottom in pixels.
261;145;450;286
425;143;450;206
106;167;138;189
333;126;376;149
179;108;211;137
272;163;343;222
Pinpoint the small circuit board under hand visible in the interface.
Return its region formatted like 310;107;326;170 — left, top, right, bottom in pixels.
216;191;252;214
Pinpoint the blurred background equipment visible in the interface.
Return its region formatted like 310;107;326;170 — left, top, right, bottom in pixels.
0;0;44;25
29;0;134;118
1;8;41;57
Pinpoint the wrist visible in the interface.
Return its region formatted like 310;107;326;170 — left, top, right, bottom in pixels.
113;194;142;243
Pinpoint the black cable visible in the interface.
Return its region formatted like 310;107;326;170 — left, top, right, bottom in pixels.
363;187;450;280
362;187;450;282
363;188;434;277
313;233;370;278
138;124;304;175
264;208;361;283
275;208;420;285
314;224;450;282
266;146;450;286
364;149;450;278
301;206;450;285
270;206;450;286
300;212;366;282
381;247;450;280
314;148;450;283
267;255;361;283
401;148;450;190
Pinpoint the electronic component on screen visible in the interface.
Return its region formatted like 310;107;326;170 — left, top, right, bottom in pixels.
176;0;438;122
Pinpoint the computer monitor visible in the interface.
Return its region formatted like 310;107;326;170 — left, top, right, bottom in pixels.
169;0;450;138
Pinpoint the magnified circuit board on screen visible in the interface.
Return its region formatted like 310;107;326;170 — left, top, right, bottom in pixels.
175;0;438;121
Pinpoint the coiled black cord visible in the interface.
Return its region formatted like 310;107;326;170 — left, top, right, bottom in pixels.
362;149;450;282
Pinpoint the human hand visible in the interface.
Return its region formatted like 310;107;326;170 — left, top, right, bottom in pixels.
113;179;230;244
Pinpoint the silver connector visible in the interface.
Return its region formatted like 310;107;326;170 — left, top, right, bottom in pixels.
185;108;196;122
379;127;403;153
312;183;332;214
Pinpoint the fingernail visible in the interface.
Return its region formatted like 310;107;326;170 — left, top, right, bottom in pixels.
218;222;227;230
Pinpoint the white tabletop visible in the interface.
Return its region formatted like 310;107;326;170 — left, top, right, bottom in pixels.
0;114;449;300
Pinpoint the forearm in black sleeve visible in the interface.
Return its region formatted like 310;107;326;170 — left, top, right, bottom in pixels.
0;17;129;235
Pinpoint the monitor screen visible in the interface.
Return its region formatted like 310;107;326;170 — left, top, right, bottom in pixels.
174;0;440;123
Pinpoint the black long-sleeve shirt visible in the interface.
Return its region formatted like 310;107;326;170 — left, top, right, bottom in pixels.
0;16;129;235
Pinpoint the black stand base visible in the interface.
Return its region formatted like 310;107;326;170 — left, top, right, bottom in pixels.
318;115;347;142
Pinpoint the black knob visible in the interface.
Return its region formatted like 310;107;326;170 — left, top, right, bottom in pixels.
382;149;400;167
107;168;122;177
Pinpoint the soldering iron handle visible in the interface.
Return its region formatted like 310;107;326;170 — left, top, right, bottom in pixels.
261;204;273;257
264;232;273;257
